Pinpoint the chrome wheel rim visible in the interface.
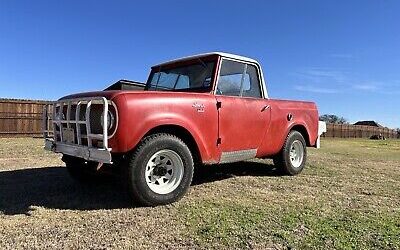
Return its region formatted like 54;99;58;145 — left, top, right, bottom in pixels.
289;140;304;168
145;149;184;195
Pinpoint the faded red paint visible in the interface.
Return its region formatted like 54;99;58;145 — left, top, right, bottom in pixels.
61;54;319;164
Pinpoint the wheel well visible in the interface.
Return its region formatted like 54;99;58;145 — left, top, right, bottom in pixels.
144;125;202;164
291;125;311;146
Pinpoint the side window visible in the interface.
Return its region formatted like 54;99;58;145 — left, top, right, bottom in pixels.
217;60;245;96
217;59;262;98
242;64;261;98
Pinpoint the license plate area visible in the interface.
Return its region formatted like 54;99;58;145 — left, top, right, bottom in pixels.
62;128;75;144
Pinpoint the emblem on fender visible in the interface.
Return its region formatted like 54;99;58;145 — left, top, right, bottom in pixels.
192;102;205;113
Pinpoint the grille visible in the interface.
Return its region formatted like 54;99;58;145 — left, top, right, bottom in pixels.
43;97;116;149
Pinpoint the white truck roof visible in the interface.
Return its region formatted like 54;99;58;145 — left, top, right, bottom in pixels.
153;52;259;67
152;52;268;98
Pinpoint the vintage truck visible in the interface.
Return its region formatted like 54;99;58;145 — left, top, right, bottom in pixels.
43;52;326;206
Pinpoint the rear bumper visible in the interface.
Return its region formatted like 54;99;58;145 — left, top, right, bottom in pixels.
45;139;112;163
316;121;327;148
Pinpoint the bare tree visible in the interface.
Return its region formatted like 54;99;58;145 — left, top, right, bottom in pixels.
319;114;349;124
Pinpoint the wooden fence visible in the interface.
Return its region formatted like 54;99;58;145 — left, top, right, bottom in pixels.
0;98;51;137
322;123;399;139
0;98;399;139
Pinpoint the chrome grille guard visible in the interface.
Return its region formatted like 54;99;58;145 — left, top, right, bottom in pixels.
43;97;114;163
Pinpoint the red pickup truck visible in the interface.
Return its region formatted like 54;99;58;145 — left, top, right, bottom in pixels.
44;52;325;206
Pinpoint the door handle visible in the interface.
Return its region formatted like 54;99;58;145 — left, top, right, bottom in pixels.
261;105;270;112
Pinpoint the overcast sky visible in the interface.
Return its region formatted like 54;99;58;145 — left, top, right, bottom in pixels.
0;0;399;128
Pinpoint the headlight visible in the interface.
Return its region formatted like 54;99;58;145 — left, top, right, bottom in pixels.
101;110;115;130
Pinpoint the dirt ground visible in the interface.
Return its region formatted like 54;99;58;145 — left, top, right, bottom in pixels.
0;138;399;249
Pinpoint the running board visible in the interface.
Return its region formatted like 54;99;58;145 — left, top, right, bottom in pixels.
220;149;257;164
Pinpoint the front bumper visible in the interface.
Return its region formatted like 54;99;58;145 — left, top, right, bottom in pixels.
45;139;112;163
43;96;115;164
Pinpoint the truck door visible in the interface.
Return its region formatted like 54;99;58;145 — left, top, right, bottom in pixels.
215;59;271;163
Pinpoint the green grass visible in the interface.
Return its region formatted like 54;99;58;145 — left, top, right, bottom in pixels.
319;138;400;161
179;201;400;249
279;208;399;249
181;201;268;248
1;138;399;249
178;139;400;249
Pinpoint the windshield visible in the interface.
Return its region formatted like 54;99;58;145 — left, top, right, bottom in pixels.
145;59;216;92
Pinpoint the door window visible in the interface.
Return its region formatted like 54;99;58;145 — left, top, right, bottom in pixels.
216;59;262;98
242;64;261;98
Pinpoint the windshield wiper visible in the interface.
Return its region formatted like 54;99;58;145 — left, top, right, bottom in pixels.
172;74;181;89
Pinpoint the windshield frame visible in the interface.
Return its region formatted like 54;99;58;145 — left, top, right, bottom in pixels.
145;55;219;93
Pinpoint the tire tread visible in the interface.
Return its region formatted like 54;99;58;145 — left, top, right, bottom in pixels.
274;130;307;176
127;133;194;206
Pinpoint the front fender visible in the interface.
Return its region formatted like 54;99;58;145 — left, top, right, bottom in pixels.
110;93;219;163
127;113;216;162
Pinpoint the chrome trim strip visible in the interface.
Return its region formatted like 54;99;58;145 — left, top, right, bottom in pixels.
75;101;82;145
59;102;64;142
103;97;108;148
85;100;93;147
66;101;71;129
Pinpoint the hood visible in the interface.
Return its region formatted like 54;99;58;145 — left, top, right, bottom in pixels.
59;90;131;101
59;90;213;101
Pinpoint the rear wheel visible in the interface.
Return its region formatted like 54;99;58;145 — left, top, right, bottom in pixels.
127;133;194;206
273;131;307;175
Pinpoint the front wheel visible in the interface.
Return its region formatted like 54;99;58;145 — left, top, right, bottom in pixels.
127;133;194;206
273;131;307;175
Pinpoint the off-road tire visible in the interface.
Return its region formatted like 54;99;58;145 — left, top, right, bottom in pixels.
127;133;194;206
273;130;307;175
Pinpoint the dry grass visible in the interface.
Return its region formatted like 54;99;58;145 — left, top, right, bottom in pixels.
0;138;399;249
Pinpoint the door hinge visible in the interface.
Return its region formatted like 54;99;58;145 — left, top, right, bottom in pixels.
216;101;222;109
217;137;221;145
